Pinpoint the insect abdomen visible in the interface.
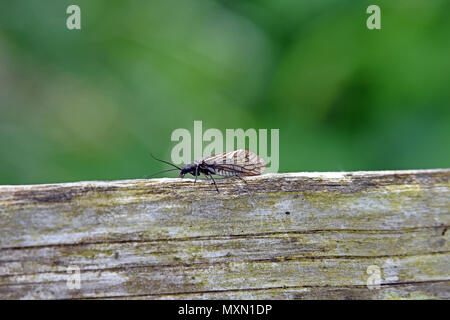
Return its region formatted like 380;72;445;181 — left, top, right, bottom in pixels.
210;168;241;176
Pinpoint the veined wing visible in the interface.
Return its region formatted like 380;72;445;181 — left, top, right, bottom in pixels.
200;149;266;176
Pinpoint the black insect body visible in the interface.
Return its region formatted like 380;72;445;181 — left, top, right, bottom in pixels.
150;149;266;193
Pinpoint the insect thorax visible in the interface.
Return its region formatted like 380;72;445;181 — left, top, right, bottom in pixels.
180;163;198;175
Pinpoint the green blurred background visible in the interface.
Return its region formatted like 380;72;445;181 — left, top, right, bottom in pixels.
0;0;449;185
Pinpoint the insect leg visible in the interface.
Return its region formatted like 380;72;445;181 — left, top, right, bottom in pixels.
236;175;248;185
205;175;218;185
194;165;199;184
209;175;220;193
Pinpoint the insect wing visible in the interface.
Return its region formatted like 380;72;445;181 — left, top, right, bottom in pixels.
202;149;266;176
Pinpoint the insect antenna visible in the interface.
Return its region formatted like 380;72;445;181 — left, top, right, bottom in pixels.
144;168;180;179
150;154;182;170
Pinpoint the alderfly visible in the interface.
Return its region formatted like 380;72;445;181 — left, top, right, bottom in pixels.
149;149;266;193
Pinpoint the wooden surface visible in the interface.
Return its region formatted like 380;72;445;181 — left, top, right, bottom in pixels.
0;169;449;299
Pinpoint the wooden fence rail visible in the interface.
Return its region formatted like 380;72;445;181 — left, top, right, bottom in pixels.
0;169;449;299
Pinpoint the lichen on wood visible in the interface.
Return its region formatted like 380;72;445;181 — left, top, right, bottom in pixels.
0;169;449;299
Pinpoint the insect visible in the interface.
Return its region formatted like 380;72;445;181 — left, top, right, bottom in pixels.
149;149;266;193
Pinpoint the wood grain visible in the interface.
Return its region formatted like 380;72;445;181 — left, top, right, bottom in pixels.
0;169;449;299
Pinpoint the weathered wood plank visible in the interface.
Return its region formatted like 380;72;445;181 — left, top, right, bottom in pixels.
0;169;449;299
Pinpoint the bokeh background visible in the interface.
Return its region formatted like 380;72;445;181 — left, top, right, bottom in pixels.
0;0;449;185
